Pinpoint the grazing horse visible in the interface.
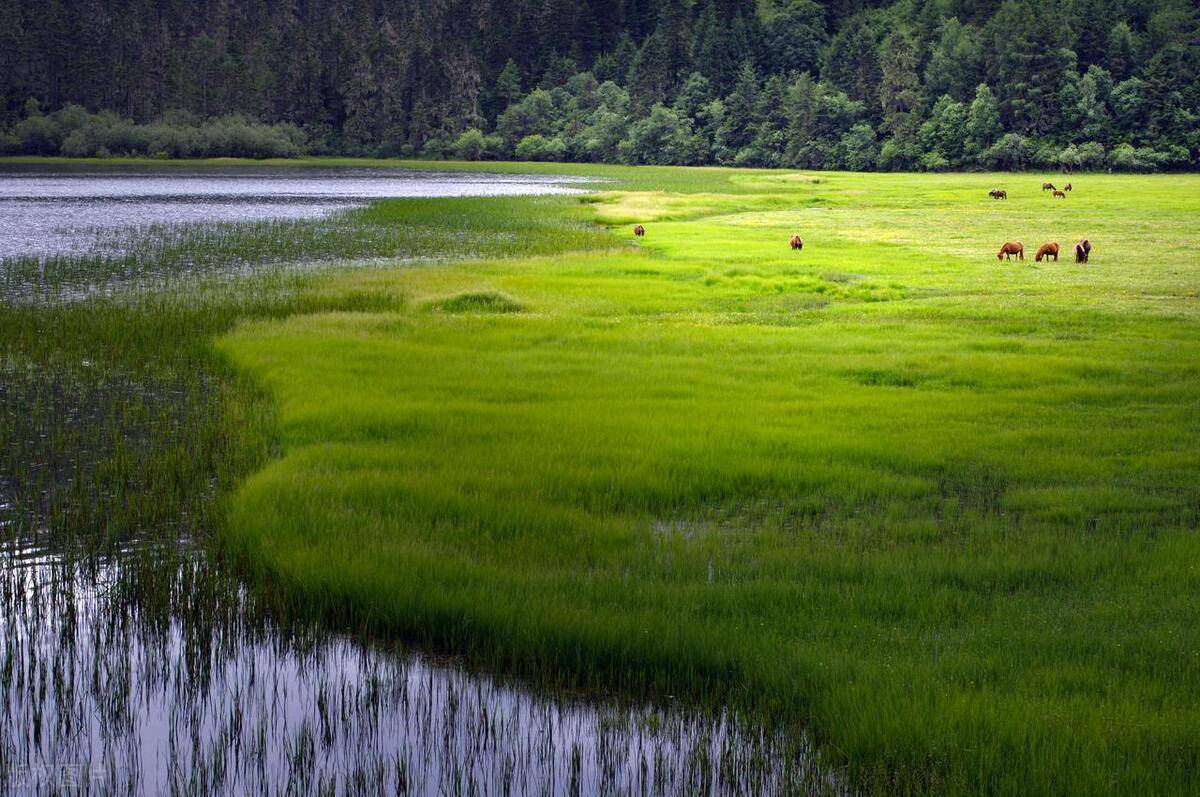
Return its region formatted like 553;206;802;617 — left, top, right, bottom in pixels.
1064;183;1072;192
989;189;1008;200
997;241;1024;260
1075;238;1091;263
1052;190;1066;198
1035;242;1060;262
1042;182;1055;191
789;234;803;251
633;224;645;237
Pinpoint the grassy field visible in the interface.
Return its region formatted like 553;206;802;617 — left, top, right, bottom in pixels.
4;160;1197;793
208;168;1200;794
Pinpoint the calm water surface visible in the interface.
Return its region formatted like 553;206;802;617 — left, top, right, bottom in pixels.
0;537;836;796
0;165;588;259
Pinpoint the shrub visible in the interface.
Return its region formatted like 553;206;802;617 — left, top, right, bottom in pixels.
11;114;61;155
1;101;311;159
982;133;1032;170
420;136;449;159
1076;142;1106;170
452;128;488;160
878;137;922;171
1056;143;1082;172
920;151;951;171
514;134;566;161
837;123;878;171
1108;143;1167;172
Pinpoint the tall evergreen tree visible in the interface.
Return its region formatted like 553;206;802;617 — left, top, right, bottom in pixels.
924;18;984;103
1103;22;1138;82
715;60;759;160
2;0;1196;170
822;16;883;116
986;0;1074;135
764;0;828;77
964;82;1002;161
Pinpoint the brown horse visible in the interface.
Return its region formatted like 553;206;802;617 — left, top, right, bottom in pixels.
989;189;1008;200
1074;238;1091;263
789;234;803;251
1042;182;1055;191
633;224;645;237
1064;183;1072;192
1052;190;1066;198
997;241;1024;260
1035;242;1059;262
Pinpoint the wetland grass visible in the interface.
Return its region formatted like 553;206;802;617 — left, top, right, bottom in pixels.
0;195;613;303
5;182;830;795
0;193;611;549
4;163;1199;794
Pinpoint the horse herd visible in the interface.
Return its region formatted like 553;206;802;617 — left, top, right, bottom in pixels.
631;180;1093;265
998;238;1091;262
991;181;1091;263
990;182;1073;200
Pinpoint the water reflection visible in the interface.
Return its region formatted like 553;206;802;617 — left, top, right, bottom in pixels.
0;536;840;796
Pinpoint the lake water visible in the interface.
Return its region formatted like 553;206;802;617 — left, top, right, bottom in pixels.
0;538;834;796
0;165;588;259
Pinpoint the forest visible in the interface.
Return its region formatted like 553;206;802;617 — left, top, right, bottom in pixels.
2;0;1198;170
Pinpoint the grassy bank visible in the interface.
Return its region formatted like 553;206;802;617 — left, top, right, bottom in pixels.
213;169;1200;794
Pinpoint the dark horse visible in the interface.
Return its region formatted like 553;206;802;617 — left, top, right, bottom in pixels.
989;189;1008;200
1042;182;1056;191
789;234;803;251
1035;242;1059;262
633;224;645;237
1064;183;1073;192
1052;190;1067;198
1075;238;1091;263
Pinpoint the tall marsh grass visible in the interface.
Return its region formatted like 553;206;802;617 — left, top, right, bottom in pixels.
7;184;824;795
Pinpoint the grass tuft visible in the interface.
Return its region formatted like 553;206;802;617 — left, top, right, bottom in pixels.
426;291;526;314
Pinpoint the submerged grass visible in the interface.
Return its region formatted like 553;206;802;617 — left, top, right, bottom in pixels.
1;192;609;554
215;169;1200;795
2;176;847;794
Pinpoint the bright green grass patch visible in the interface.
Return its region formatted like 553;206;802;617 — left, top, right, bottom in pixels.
219;169;1200;794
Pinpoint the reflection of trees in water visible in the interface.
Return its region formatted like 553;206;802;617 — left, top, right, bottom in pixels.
0;543;835;795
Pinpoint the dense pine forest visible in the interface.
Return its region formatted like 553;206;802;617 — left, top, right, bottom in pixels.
2;0;1198;170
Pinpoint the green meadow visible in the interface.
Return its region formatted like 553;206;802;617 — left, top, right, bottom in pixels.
209;168;1200;794
5;162;1198;793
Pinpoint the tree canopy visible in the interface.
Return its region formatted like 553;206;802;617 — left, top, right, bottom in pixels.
2;0;1197;170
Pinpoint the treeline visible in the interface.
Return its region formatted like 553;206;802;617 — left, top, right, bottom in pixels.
1;103;307;159
2;0;1197;171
